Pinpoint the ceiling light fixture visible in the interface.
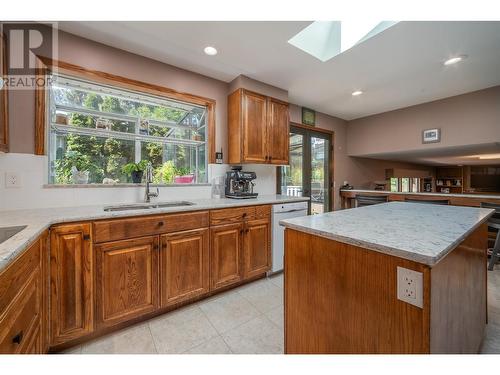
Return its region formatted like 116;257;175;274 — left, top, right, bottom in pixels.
443;55;467;66
204;46;217;56
352;90;363;96
478;154;500;160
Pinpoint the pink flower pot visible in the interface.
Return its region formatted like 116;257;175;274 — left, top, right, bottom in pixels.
174;174;195;184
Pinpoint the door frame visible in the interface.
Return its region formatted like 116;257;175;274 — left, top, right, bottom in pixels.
277;122;335;212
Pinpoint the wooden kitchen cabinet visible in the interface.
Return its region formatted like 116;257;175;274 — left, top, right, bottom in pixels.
50;223;93;345
243;218;271;278
228;88;289;165
95;236;159;329
210;223;244;290
160;228;209;307
0;33;8;153
0;236;45;354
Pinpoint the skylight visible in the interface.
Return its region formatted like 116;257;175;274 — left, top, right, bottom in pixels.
288;21;398;62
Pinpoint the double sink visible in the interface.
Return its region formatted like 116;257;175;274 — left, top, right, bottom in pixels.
103;201;195;212
0;201;195;245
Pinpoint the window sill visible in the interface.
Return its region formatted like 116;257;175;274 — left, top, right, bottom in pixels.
43;183;211;189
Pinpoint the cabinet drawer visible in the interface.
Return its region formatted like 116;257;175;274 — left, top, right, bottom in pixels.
0;271;41;354
0;239;41;314
93;211;209;243
210;206;256;225
255;205;271;219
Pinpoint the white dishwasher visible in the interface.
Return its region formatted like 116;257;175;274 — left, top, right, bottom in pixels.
270;201;309;274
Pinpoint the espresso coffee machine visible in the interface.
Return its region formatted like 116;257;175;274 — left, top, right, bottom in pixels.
225;166;258;199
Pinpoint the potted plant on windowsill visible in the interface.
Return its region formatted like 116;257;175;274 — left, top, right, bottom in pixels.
122;160;149;183
173;166;195;184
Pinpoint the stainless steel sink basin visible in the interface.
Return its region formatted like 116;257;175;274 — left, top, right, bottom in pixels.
150;201;194;208
0;225;27;244
103;201;194;212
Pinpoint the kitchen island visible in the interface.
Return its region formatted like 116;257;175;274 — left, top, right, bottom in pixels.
280;202;494;354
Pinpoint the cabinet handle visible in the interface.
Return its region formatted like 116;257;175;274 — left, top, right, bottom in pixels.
12;331;23;345
158;221;164;227
246;229;249;233
268;156;272;162
83;234;90;241
242;213;247;218
240;229;243;235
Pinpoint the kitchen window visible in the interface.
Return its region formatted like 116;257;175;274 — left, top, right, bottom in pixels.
390;177;420;193
46;74;208;185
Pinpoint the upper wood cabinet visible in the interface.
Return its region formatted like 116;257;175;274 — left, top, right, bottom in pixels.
0;33;8;153
95;236;159;329
228;89;289;165
160;228;209;307
50;223;93;345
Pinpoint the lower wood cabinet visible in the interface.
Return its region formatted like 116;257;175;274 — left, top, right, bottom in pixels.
0;234;46;354
95;236;159;329
160;228;209;307
50;223;93;345
210;223;244;290
243;218;271;278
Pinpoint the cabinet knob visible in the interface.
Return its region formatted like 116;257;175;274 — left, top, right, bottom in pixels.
269;156;272;162
83;234;91;241
12;331;23;345
246;229;249;233
242;213;247;218
240;229;243;235
158;221;164;226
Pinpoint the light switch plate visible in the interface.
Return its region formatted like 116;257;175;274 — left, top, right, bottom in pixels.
397;266;423;308
5;172;22;188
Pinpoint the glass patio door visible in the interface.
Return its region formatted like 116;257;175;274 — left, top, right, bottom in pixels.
279;125;333;214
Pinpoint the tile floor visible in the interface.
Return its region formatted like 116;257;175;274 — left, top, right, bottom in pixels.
63;266;500;354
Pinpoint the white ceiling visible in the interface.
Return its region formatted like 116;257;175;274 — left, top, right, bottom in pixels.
58;21;500;121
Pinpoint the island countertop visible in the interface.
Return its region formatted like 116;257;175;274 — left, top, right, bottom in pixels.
0;194;309;272
280;201;494;266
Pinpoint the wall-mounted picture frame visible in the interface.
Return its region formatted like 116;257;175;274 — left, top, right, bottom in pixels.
422;128;441;144
302;107;316;126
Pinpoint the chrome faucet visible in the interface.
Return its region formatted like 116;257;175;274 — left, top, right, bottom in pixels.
144;162;159;203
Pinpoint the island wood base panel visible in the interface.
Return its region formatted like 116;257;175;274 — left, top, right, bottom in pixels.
284;225;488;354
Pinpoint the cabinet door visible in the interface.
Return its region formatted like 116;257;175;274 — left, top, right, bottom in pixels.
267;98;289;165
95;236;159;329
160;228;209;307
242;90;268;163
50;223;93;345
243;218;271;279
210;223;244;290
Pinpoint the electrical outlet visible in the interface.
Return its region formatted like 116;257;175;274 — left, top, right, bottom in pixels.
397;266;423;308
5;172;22;188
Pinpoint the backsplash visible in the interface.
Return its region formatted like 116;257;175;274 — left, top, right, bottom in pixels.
0;154;277;210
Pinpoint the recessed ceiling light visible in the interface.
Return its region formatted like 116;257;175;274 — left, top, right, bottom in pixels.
203;46;217;56
443;55;467;66
478;153;500;160
352;90;363;96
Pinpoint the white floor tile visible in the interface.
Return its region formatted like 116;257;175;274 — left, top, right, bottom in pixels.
237;278;283;313
149;305;218;354
184;336;232;354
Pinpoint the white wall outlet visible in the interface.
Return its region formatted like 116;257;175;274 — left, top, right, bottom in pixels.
397;266;423;308
5;172;22;188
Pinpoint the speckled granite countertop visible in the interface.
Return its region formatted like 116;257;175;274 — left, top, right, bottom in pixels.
280;202;494;266
0;195;309;272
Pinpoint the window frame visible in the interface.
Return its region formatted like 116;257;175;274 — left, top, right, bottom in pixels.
35;57;216;173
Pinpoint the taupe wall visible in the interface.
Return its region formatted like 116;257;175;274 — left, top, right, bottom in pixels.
347;86;500;156
8;31;229;157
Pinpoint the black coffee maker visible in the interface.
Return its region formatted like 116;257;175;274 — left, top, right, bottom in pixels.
225;166;258;199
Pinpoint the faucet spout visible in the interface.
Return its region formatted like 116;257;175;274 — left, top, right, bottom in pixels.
144;162;159;203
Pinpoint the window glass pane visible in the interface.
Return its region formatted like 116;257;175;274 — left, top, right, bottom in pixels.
390;178;399;192
401;178;410;192
48;74;207;185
